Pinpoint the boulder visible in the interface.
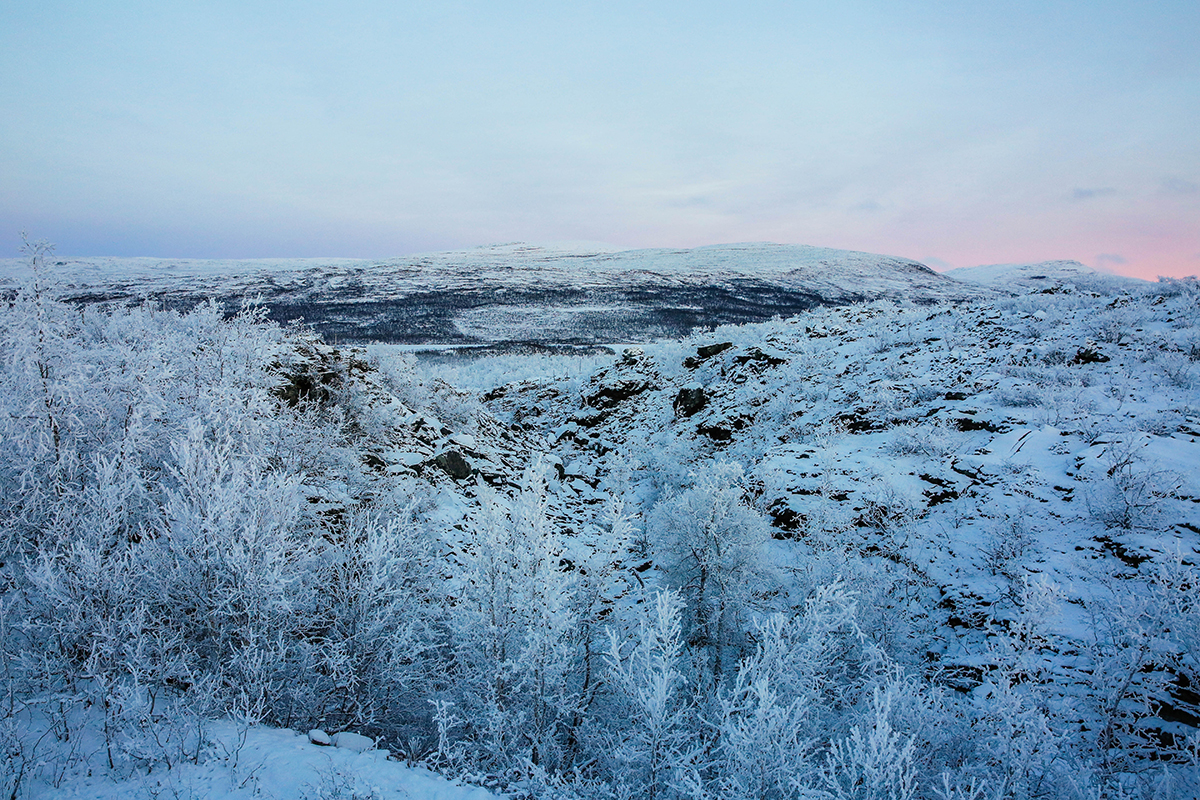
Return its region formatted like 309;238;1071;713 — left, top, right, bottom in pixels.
734;346;786;366
697;341;734;359
697;423;733;442
435;449;473;480
684;341;734;368
586;379;652;409
673;385;707;417
308;729;332;746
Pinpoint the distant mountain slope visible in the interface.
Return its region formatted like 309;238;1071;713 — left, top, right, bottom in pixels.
945;259;1147;292
1;242;986;346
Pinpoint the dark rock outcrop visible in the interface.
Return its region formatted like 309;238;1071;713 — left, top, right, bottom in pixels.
435;449;473;480
684;341;734;368
674;386;707;417
586;379;653;409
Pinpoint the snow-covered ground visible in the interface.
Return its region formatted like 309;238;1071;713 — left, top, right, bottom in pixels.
3;247;1198;799
21;720;496;800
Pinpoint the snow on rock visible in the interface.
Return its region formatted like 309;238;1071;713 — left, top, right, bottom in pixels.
331;731;376;752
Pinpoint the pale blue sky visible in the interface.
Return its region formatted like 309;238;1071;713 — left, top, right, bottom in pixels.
2;1;1197;277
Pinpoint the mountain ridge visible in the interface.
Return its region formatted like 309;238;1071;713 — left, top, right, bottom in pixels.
0;242;986;347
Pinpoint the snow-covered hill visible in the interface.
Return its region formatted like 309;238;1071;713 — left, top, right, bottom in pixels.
480;270;1200;784
945;259;1146;293
3;244;1198;799
0;242;986;346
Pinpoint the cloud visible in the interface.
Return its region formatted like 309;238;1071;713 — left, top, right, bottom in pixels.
1095;253;1127;272
850;200;883;213
1163;177;1199;195
1072;187;1116;201
923;256;953;271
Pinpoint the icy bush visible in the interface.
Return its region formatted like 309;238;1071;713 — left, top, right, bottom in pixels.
888;419;966;459
1085;437;1178;530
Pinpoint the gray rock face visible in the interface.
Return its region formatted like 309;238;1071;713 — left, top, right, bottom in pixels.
586;378;653;409
697;341;734;359
674;386;707;417
684;341;734;368
435;449;473;479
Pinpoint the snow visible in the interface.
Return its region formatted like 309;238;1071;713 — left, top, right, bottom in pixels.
481;277;1200;740
4;243;1199;798
945;259;1146;292
0;241;983;309
23;722;496;800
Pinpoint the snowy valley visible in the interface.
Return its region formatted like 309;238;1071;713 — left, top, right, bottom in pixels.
1;243;1198;799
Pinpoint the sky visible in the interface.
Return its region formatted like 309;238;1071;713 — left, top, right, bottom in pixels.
1;1;1198;279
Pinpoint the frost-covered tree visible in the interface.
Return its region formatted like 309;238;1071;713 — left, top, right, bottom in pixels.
448;462;580;772
603;589;694;800
650;461;772;679
305;505;441;735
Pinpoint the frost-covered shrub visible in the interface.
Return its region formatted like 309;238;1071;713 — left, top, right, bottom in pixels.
1154;350;1196;389
1089;305;1144;344
819;684;918;800
1137;408;1187;436
993;380;1042;408
649;462;773;678
856;479;923;546
907;382;944;406
979;516;1034;583
602;590;693;800
888;419;966;459
1153;275;1200;306
0;268;450;772
446;464;582;773
1085;438;1178;530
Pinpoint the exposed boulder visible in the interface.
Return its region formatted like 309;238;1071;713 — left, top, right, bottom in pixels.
674;385;707;417
697;423;733;442
435;449;473;480
586;378;653;409
953;416;1004;433
734;346;786;367
572;408;611;428
684;341;734;368
697;341;735;359
272;341;347;408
